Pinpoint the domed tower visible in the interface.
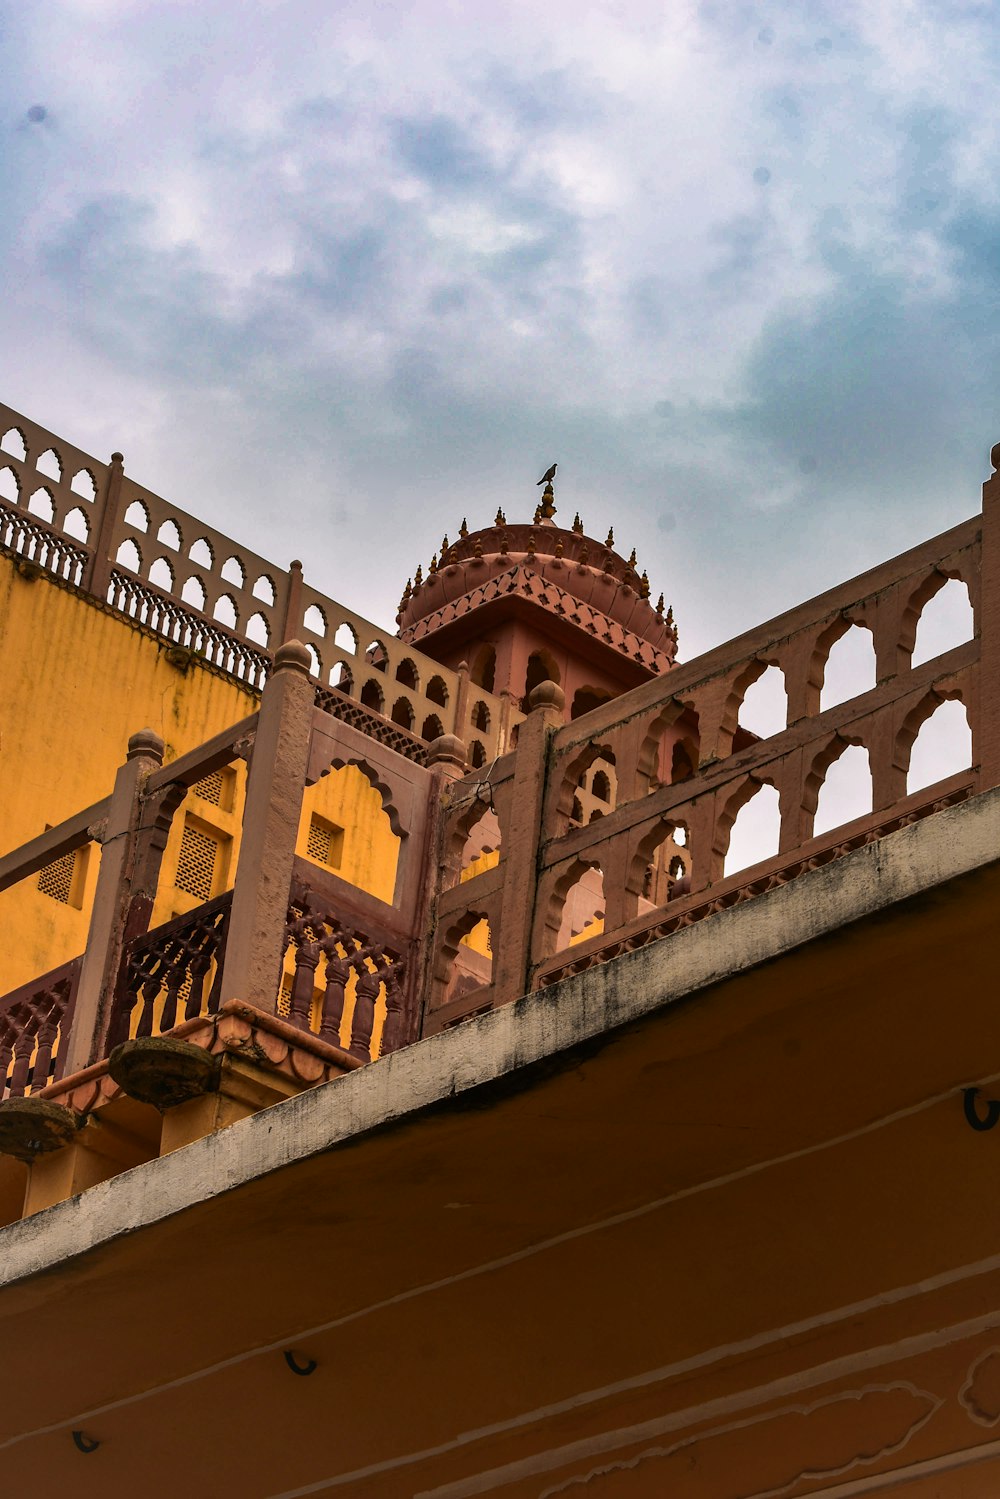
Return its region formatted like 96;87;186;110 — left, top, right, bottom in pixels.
395;481;678;721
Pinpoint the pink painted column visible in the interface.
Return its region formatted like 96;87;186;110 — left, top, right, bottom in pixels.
220;640;315;1010
65;729;172;1074
83;450;125;599
492;681;564;1004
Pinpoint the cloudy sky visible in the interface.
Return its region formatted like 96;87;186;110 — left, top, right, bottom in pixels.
3;0;999;656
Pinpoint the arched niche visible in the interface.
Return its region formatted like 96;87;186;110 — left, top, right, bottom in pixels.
436;910;494;1008
811;741;872;837
902;695;972;795
910;577;975;667
301;761;404;904
818;623;876;712
721;781;780;878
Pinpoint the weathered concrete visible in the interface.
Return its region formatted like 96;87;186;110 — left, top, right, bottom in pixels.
2;784;999;1291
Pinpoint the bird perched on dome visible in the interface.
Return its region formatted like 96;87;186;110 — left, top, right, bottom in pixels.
537;463;557;486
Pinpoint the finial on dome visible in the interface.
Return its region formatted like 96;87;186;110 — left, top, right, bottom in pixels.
414;564;423;587
533;503;543;524
401;578;412;605
429;553;438;574
538;481;556;521
459;518;469;539
440;533;449;554
473;538;483;558
640;570;650;598
555;538;564;558
666;604;674;627
495;507;506;526
605;527;615;548
655;592;664;615
627;548;637;568
572;512;583;535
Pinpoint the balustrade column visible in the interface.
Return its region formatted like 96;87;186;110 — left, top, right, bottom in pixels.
979;451;1000;790
83;450;124;599
220;640;315;1011
494;681;564;1004
64;728;171;1076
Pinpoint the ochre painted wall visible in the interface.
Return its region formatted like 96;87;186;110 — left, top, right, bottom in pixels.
0;562;402;999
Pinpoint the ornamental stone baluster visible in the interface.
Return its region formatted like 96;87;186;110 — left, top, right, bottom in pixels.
349;956;383;1060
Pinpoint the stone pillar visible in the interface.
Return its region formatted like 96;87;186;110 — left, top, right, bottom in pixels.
83;451;125;599
978;448;1000;791
492;681;564;1005
279;559;305;644
219;640;315;1010
64;729;168;1075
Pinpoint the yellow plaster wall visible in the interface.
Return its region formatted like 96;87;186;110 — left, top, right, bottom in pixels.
0;561;412;1004
0;564;255;993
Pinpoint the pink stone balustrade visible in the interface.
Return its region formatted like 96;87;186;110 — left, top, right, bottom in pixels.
1;432;999;1103
0;402;511;756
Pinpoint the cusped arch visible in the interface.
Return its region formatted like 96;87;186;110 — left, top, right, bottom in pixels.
898;690;972;794
252;574;276;605
245;612;270;647
426;675;449;707
148;556;175;592
221;555;246;588
421;713;445;741
396;657;419;690
546;858;605;954
63;506;90;542
181;575;207;609
637;699;699;792
556;740;618;820
0;466;20;503
70;469;97;501
26;486;55;522
304;603;327;636
35;447;61;481
815;618;876;712
115;538;142;573
0;428;27;461
156;518;182;551
213;593;239;629
314;754;409;838
808;737;872;836
719;776;780;878
124;499;149;532
908;574;975;667
189;537;214;567
391;696;415;730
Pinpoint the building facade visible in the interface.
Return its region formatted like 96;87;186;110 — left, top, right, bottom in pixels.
0;400;997;1495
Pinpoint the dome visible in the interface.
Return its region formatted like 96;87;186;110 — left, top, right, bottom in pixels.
396;504;678;673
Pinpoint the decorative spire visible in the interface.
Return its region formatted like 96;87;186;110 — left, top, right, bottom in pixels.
627;548;637;568
655;592;664;615
538;481;556;521
429;553;438;574
572;512;584;535
666;604;674;627
527;530;537;556
580;543;590;565
533;503;543;524
495;507;506;526
555;538;564;558
401;577;412;605
639;570;650;598
605;527;615;548
414;564;423;587
459;518;469;538
473;538;483;558
440;533;449;554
